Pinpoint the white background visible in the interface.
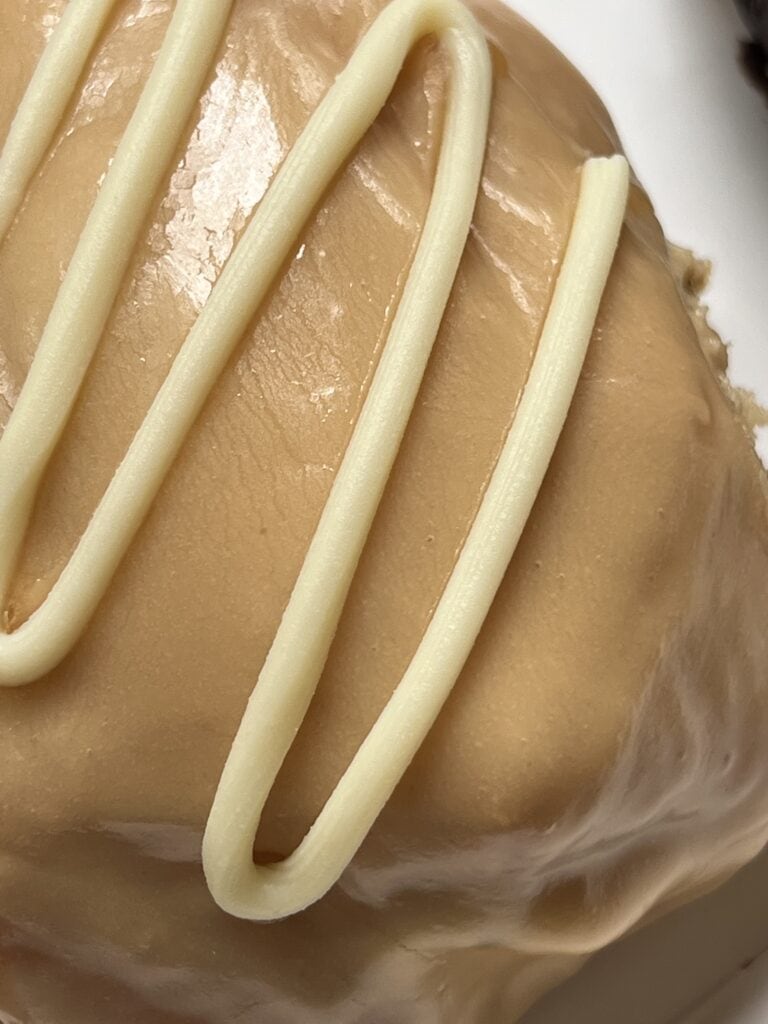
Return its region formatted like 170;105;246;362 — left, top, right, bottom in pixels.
505;1;768;1022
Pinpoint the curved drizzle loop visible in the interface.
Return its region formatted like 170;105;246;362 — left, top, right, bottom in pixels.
0;0;236;671
0;0;629;920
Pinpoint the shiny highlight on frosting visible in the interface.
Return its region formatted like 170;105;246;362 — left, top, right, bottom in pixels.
0;0;628;919
0;0;118;242
0;0;236;678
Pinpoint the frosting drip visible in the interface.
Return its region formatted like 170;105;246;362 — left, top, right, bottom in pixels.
0;0;628;919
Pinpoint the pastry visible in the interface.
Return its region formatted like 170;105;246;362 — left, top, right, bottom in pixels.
0;1;766;1021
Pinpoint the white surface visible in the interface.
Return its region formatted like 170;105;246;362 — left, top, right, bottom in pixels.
503;2;768;1022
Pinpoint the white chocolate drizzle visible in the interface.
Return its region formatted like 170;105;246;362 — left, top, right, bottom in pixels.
0;0;629;920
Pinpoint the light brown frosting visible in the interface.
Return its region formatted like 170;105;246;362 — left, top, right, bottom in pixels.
1;0;767;1021
0;0;630;921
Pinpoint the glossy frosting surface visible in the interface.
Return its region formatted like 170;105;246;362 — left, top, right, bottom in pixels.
0;1;767;1021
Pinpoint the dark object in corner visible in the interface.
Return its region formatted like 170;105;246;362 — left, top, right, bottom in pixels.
741;40;768;100
736;1;768;100
736;0;768;51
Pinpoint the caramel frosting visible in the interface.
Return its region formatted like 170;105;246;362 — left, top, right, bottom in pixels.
0;0;629;922
0;0;767;1021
